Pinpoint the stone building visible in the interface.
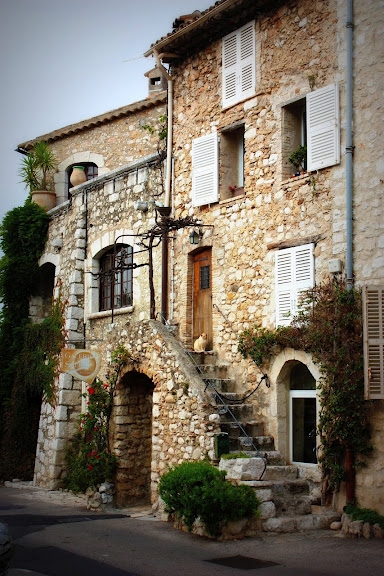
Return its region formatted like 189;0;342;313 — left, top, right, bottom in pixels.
20;0;383;522
143;0;384;516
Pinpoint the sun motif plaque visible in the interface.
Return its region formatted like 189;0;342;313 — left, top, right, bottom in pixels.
60;349;101;384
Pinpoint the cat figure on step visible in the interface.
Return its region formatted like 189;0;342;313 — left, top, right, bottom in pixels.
194;333;208;352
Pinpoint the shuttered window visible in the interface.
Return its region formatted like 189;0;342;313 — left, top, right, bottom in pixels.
275;244;314;327
363;286;384;399
307;83;340;171
192;132;219;207
222;21;256;109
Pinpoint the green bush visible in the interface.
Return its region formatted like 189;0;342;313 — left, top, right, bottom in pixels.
158;461;260;537
344;503;384;530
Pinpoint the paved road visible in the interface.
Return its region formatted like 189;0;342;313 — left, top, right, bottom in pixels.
1;484;383;576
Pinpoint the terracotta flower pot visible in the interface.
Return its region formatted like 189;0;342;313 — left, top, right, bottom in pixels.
31;190;56;211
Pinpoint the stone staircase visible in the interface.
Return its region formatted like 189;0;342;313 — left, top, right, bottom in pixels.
190;351;340;533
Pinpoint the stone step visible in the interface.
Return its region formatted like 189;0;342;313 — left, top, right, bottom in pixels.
204;378;237;393
226;450;285;465
228;435;274;452
189;351;219;366
215;403;255;420
197;362;229;378
220;422;266;438
261;510;341;533
260;465;299;481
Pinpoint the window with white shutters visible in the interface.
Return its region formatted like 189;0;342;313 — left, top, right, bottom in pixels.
222;21;256;109
275;244;314;327
363;285;384;399
281;84;340;177
306;84;340;171
192;132;219;207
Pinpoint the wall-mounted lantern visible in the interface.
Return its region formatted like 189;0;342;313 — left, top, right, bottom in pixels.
189;228;203;245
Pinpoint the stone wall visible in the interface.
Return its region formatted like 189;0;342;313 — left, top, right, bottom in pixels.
166;0;342;442
31;158;162;488
103;320;221;505
166;0;384;514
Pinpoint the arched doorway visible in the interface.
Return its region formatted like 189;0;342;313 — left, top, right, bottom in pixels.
289;363;317;464
110;370;154;507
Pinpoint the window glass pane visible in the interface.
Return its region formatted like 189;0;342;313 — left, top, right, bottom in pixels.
99;244;133;311
200;265;210;289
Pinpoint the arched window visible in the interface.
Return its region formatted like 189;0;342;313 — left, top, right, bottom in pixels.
99;245;133;311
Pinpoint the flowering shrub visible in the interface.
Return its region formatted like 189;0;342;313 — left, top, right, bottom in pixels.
62;345;133;493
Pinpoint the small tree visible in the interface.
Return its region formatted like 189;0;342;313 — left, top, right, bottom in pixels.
19;141;57;193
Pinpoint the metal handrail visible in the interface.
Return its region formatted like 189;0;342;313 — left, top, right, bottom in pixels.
161;317;267;479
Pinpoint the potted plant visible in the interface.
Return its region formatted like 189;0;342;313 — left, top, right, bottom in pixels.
288;144;307;176
19;140;57;210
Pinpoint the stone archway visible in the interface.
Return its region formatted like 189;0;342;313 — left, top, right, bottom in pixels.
110;370;155;507
269;349;320;465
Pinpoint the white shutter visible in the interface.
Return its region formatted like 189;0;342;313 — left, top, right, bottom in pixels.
222;21;255;108
306;84;340;171
275;244;314;326
192;133;218;207
363;286;384;399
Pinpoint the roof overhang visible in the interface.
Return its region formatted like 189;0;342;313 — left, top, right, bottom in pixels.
17;92;167;151
144;0;278;62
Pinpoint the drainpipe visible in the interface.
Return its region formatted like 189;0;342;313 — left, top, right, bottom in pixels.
346;0;354;290
154;51;173;323
345;0;356;505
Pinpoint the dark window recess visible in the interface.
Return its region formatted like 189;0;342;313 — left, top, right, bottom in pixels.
99;245;133;311
200;265;210;289
220;125;245;200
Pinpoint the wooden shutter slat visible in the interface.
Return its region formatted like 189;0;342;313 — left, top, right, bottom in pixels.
275;244;314;327
222;21;255;108
363;285;384;399
307;84;340;171
192;133;218;207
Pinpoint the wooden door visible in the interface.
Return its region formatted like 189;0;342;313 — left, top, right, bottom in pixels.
193;248;212;348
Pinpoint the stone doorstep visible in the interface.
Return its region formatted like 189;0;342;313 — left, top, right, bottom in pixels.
261;465;300;480
262;510;341;533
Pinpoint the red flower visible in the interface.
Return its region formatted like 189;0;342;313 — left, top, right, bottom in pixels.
88;387;95;395
94;427;99;431
88;464;93;471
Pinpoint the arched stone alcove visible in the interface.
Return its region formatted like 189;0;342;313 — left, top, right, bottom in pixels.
269;349;320;465
110;370;155;507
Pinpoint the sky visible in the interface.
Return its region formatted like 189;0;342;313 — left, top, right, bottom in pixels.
0;0;214;223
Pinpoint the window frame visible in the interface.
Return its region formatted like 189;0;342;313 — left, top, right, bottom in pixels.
220;124;245;200
281;84;340;178
99;244;133;312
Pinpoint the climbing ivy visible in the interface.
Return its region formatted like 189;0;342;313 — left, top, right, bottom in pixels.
0;199;51;479
238;277;372;496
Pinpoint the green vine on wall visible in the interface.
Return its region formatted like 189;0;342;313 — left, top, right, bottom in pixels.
238;277;372;496
62;345;134;493
0;199;51;479
16;292;67;406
